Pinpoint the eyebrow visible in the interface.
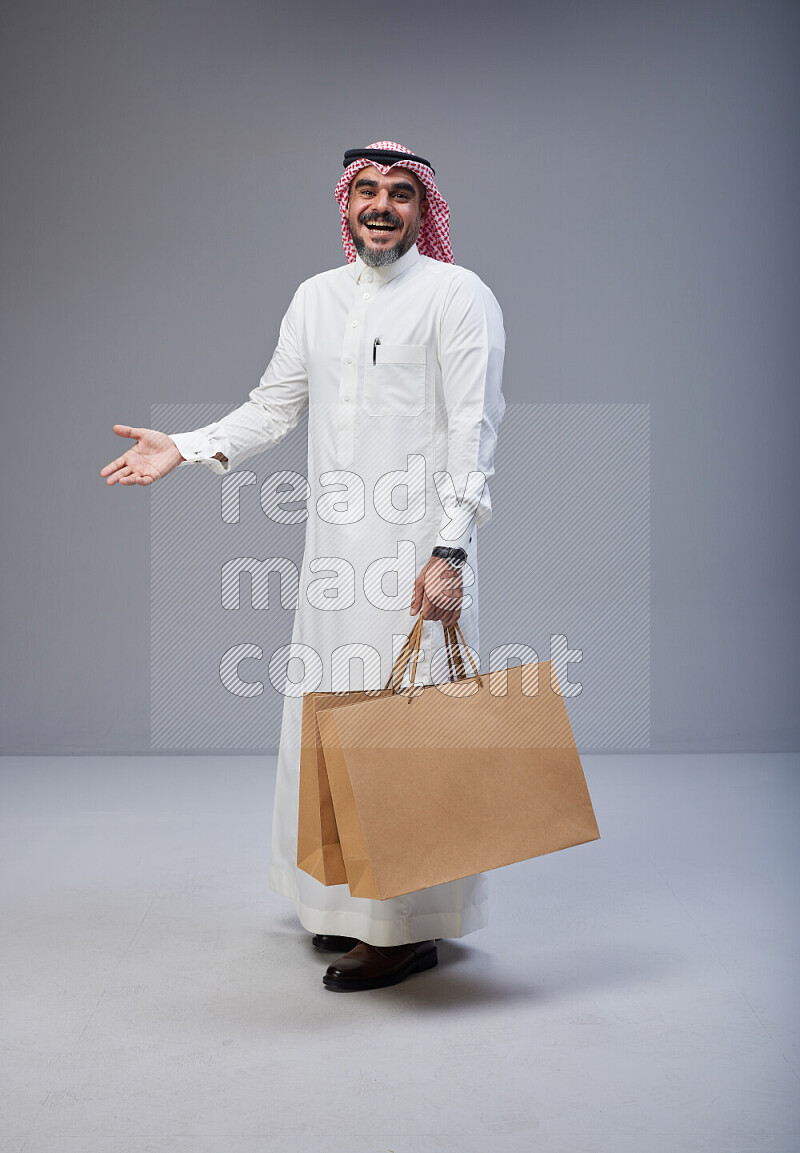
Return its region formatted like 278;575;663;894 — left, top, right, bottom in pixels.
353;177;418;196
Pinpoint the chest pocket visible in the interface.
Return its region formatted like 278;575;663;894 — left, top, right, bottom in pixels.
364;344;427;418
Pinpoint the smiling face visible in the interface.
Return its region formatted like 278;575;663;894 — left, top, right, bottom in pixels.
347;165;429;267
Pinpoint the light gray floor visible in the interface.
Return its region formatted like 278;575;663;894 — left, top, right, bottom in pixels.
1;753;797;1153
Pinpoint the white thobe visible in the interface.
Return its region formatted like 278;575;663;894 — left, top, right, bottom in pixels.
169;243;506;945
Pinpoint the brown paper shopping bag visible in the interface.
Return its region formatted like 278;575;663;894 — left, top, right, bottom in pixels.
296;617;426;886
297;689;348;886
315;619;600;901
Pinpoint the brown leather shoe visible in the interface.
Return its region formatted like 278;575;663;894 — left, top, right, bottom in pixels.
311;934;360;952
323;940;438;991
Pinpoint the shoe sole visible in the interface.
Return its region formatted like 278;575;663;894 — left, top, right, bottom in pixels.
322;948;438;991
311;939;360;952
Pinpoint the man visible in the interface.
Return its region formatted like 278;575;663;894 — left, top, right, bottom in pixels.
101;141;506;991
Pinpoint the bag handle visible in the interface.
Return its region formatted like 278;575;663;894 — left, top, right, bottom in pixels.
383;616;484;695
383;614;425;693
443;621;483;687
443;626;458;682
443;624;465;681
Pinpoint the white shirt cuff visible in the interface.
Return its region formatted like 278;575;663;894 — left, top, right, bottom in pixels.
433;522;474;552
168;431;230;474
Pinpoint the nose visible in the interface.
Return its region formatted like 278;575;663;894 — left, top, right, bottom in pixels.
373;188;392;213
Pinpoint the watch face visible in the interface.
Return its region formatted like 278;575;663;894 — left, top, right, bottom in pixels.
432;546;467;565
445;549;467;569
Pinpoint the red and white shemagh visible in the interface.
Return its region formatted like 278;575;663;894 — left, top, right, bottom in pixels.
334;140;454;265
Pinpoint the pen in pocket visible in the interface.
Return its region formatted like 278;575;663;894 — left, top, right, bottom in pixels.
373;337;381;365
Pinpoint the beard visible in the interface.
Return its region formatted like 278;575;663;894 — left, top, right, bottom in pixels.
349;211;422;267
353;236;405;267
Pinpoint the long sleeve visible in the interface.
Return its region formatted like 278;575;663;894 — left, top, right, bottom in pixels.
434;270;506;551
167;283;310;474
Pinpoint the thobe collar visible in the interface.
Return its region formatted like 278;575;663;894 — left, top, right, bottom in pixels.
353;243;421;285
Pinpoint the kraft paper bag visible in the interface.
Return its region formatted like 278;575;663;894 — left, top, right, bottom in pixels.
296;618;426;886
314;621;600;901
297;690;348;886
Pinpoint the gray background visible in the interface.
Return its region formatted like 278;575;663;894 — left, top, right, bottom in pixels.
1;0;797;754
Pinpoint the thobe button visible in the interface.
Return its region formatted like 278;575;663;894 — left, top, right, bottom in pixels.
362;292;371;299
351;320;359;328
345;356;353;364
343;394;351;403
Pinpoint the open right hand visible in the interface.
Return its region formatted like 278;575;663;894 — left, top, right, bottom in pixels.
100;425;184;486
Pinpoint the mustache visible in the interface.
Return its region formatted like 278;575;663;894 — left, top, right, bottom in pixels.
359;211;403;228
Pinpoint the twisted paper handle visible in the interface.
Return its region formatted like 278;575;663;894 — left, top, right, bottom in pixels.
383;614;425;693
443;621;483;687
383;616;484;697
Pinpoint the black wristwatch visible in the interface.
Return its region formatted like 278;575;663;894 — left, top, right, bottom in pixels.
431;546;467;570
